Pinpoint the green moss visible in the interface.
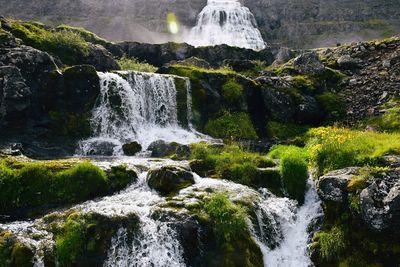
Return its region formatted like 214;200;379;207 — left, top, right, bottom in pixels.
204;112;258;140
291;75;315;92
117;56;157;72
53;162;108;202
280;154;308;204
55;213;86;266
9;20;89;65
316;92;346;122
268;145;309;161
221;79;244;102
0;159;135;213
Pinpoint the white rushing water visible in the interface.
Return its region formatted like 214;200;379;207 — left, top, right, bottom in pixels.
78;71;205;155
262;179;323;267
187;0;266;50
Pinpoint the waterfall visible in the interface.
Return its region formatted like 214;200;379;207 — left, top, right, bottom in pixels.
186;0;266;50
259;179;323;267
79;71;203;155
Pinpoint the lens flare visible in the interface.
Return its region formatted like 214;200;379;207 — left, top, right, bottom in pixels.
167;13;179;34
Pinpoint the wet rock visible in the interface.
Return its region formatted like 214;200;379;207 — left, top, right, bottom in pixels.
148;140;190;159
189;159;214;177
85;140;118;156
0;231;34;267
317;167;360;203
147;166;195;196
122;141;142;156
0;66;31;123
293;51;325;75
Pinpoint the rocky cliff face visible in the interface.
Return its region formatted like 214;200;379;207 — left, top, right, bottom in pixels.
1;0;399;48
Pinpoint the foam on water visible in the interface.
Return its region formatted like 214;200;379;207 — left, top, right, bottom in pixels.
187;0;266;50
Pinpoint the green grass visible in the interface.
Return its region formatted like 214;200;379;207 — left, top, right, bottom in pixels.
204;193;248;242
313;226;347;262
170;64;236;75
117;56;158;72
190;143;279;191
280;153;308;203
363;100;400;132
269;127;400;177
204;112;258;140
55;24;109;46
221;79;243;102
316;92;346;122
9;20;89;65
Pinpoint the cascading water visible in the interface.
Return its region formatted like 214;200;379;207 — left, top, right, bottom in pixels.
186;0;266;50
78;71;204;155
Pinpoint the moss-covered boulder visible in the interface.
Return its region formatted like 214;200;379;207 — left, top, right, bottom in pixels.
148;140;191;159
122;142;142;156
147;166;195;196
0;231;34;267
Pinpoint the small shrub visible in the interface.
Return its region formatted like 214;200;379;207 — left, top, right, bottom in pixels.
117;56;157;72
280;154;308;204
204;112;258;140
314;226;347;262
267;121;310;140
221;79;243;102
316;92;346;122
204;193;248;242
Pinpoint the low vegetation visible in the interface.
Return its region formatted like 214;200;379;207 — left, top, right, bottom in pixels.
0;159;136;213
221;79;244;102
280;153;308;204
117;56;158;72
269;126;400;176
204;112;258;140
9;20;89;65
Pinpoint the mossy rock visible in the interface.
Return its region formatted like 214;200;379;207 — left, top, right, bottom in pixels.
106;165;138;192
122;142;142;156
147;166;195;196
0;231;34;267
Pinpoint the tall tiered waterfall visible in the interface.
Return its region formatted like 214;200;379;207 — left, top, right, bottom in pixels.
79;71;203;155
187;0;266;50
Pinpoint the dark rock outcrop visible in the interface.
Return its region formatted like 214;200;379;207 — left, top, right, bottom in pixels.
147;166;195;196
84;43;120;71
122;141;142;156
293;52;325;75
0;66;31;123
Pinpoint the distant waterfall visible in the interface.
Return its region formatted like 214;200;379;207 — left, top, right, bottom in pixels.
79;71;203;155
187;0;266;50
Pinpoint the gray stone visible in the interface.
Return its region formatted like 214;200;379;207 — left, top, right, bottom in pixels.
293;52;325;75
337;55;362;70
317;167;360;202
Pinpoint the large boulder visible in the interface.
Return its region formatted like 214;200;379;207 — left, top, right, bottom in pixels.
360;169;400;233
337;55;362;70
317;167;360;203
84;44;120;71
0;66;31;123
122;141;142;156
147;166;195;196
148;140;190;159
260;84;296;122
293;51;325;75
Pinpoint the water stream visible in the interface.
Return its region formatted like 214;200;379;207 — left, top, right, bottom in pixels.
0;70;322;267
